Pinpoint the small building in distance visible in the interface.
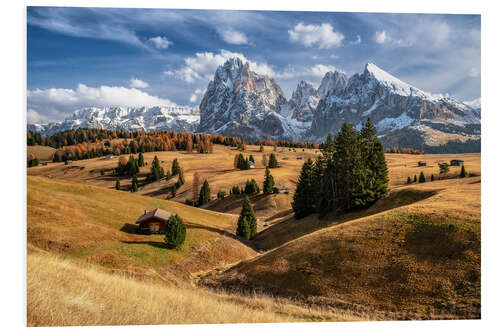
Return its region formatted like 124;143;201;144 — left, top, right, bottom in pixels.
135;208;173;234
105;154;115;160
418;161;427;167
249;161;255;169
282;157;289;160
41;162;47;166
64;160;73;165
273;185;290;194
450;159;464;166
296;156;303;160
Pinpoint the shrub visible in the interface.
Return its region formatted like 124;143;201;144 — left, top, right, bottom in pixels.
164;214;186;249
460;165;467;178
407;176;412;184
217;190;227;199
418;171;426;183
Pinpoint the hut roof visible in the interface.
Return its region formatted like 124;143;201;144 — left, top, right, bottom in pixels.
135;208;173;224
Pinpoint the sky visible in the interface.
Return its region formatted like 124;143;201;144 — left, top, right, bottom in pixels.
27;7;481;124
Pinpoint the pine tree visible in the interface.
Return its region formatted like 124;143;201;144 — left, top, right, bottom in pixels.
131;176;138;192
460;164;467;178
262;154;268;167
407;176;412;184
236;196;257;239
171;158;181;176
198;180;211;206
249;155;255;163
244;179;260;194
359;118;389;205
164;214;186;249
413;175;417;183
138;152;144;167
431;174;435;181
115;179;120;190
263;167;275;194
419;171;426;183
217;190;227;199
438;162;450;179
292;158;317;218
268;153;279;168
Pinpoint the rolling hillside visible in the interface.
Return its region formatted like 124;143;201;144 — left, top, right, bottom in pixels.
200;177;481;320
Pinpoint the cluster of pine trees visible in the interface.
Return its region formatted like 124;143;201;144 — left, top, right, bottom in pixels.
292;119;389;219
244;179;260;194
234;153;255;170
385;146;424;154
268;153;279;168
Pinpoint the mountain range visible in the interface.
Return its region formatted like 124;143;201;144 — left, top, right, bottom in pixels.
29;58;481;151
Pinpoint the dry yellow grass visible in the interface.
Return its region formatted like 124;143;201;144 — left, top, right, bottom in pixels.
202;177;481;320
27;145;480;198
28;252;371;326
27;176;255;280
27;145;56;161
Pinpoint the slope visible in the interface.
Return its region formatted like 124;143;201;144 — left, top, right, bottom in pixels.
27;176;256;282
201;177;481;320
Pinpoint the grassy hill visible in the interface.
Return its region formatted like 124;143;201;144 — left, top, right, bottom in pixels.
27;176;256;281
200;177;481;320
27;145;56;161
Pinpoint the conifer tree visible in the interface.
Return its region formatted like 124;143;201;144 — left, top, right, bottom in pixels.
263;167;275;194
292;158;317;218
115;179;120;190
138;152;145;167
460;164;467;178
439;162;450;179
414;174;417;183
431;174;435;181
171;158;181;176
198;180;211;206
131;176;138;192
165;214;186;249
236;196;257;239
249;155;255;163
419;171;426;183
407;176;412;184
268;153;279;168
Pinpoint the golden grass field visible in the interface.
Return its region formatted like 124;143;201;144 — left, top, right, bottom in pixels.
26;144;481;325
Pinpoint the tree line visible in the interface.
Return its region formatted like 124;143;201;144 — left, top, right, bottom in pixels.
292;119;389;219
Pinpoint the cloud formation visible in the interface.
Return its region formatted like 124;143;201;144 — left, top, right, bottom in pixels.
147;36;173;49
217;28;248;45
288;22;344;49
129;78;149;89
27;84;176;123
169;49;275;83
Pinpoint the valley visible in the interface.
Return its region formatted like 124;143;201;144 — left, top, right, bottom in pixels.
27;143;481;325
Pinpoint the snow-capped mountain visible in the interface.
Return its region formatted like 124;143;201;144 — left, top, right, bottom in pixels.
310;63;480;147
197;58;301;139
29;106;200;137
464;98;481;117
29;58;480;151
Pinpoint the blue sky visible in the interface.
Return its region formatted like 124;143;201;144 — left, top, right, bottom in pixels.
27;7;481;124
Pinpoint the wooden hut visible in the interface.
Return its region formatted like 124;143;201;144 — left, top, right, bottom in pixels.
418;161;427;167
135;208;173;234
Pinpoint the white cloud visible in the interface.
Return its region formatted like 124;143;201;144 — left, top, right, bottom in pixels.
129;77;149;89
217;28;248;45
27;109;47;124
147;36;173;49
288;22;344;49
375;31;388;44
169;49;275;83
27;84;176;123
310;64;340;78
189;88;205;103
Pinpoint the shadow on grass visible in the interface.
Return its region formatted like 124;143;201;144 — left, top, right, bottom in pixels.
121;240;169;249
120;223;139;234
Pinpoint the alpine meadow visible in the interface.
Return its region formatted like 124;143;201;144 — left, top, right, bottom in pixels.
26;7;481;327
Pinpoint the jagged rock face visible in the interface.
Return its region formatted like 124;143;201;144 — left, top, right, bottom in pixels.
28;106;200;137
318;71;348;99
198;58;289;138
310;63;480;145
288;80;319;123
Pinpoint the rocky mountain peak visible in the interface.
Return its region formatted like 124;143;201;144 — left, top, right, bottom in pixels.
318;70;348;99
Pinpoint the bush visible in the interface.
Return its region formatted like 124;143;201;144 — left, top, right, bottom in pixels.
217;190;227;199
164;214;186;249
418;171;426;183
